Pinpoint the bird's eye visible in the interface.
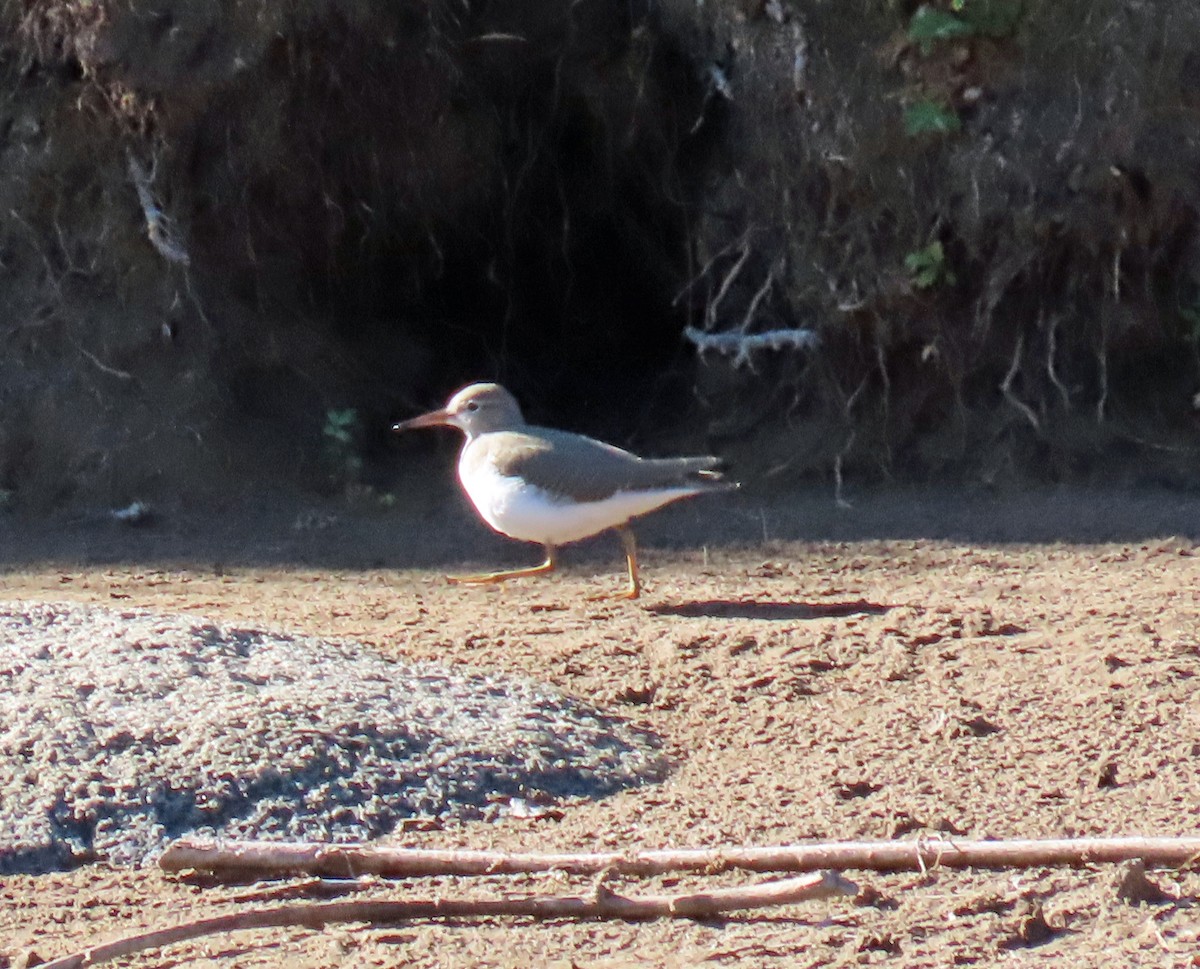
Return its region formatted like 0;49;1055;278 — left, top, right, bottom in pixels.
465;401;480;412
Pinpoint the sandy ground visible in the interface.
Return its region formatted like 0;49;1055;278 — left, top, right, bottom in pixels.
1;486;1200;967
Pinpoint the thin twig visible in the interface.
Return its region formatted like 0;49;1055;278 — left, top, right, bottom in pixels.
38;872;853;969
159;835;1200;881
225;876;376;903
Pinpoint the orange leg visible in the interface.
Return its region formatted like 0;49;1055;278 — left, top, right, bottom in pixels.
585;526;641;601
617;526;642;600
447;545;557;586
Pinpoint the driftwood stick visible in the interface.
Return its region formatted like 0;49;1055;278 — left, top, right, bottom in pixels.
37;872;853;969
160;836;1200;881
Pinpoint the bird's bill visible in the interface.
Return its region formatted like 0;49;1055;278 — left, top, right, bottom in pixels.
391;408;455;433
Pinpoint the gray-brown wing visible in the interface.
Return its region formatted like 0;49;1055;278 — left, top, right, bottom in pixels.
477;428;728;503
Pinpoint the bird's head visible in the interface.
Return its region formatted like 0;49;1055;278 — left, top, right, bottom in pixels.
391;382;526;439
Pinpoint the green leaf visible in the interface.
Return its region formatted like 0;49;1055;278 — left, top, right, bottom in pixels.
908;6;974;54
905;241;955;290
904;100;962;136
322;407;362;448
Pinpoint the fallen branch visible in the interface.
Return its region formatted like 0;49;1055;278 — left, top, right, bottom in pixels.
160;835;1200;881
37;871;853;969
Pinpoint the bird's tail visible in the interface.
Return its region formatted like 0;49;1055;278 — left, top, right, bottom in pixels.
663;456;740;491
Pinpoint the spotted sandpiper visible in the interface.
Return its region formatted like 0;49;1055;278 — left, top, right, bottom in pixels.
392;383;735;599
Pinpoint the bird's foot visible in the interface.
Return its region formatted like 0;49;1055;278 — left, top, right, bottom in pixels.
584;585;641;602
446;573;504;586
446;560;555;586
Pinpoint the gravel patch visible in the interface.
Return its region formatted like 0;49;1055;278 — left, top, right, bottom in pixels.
0;602;667;874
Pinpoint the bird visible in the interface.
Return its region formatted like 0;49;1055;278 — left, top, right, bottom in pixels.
391;382;735;599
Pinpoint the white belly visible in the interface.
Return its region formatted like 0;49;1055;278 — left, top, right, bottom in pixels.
458;461;698;546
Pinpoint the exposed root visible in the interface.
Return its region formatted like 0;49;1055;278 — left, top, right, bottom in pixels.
126;151;190;267
834;431;855;510
1096;331;1109;425
1044;312;1070;411
1000;334;1041;433
706;235;753;330
875;323;890;416
738;258;781;332
673;233;749;308
72;340;134;382
684;326;819;369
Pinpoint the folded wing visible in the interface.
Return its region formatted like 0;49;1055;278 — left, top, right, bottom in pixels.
476;428;734;503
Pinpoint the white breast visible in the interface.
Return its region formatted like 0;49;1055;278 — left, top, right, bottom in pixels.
457;457;699;546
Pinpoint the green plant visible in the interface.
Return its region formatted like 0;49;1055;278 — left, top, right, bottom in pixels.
908;6;974;55
905;241;957;289
323;407;358;445
908;1;1024;54
322;407;363;482
904;99;962;136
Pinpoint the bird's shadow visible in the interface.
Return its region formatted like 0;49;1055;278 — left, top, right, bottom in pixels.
645;598;892;621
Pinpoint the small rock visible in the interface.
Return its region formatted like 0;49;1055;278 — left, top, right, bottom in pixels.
959;715;1001;737
857;931;901;954
1112;859;1173;905
854;884;899;910
834;780;881;800
1004;898;1058;948
1096;758;1119;789
887;812;925;838
612;681;657;705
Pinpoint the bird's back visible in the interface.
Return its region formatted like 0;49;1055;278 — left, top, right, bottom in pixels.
463;427;730;503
